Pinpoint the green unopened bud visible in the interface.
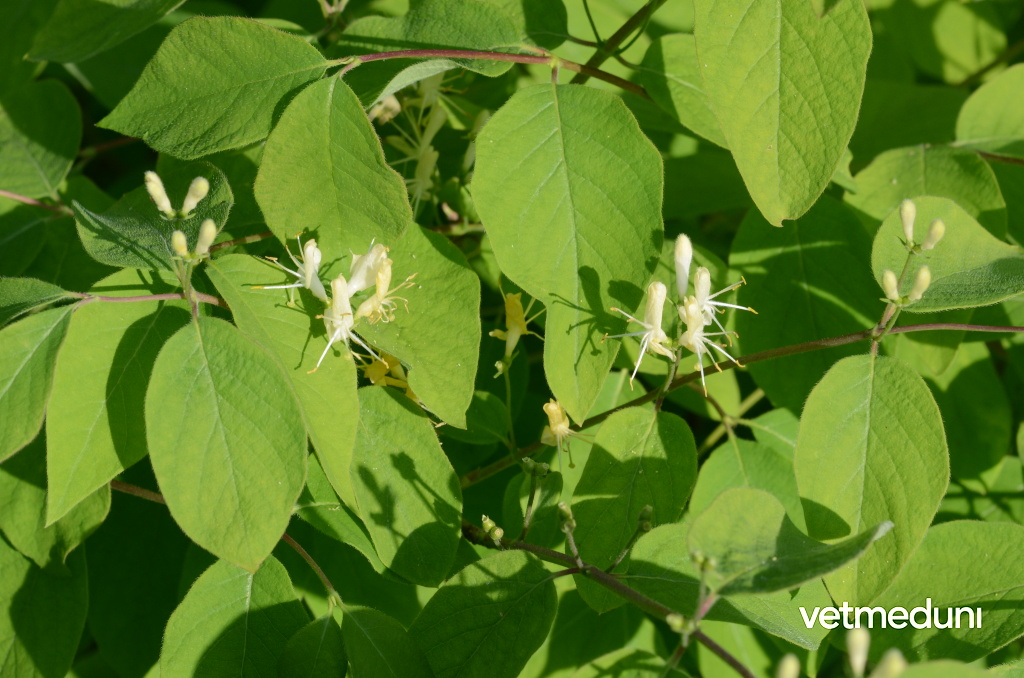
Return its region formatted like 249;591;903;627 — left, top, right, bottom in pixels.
847;627;870;677
171;230;189;257
908;266;931;302
882;269;900;302
145;171;174;217
869;649;907;678
920;219;945;251
776;654;800;678
181;176;209;216
195;219;217;256
535;462;550;477
558;501;576;532
638;505;654;523
489;526;504;541
899;199;916;246
522;458;536;474
665;613;686;633
482;514;497;533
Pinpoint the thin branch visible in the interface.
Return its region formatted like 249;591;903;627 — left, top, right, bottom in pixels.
282;533;337;595
209;230;274;253
77;291;226;307
110;480;166;505
692;630;757;678
0;189;72;215
958;37;1024;88
569;0;668;84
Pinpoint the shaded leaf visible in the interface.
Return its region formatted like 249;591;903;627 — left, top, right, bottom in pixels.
342;606;433;678
0;277;72;327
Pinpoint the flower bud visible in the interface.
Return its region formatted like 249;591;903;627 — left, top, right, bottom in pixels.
665;613;686;633
920;219;945;251
558;501;576;531
908;266;931;302
145;171;174;217
674;234;693;299
171;230;189;257
638;505;654;523
882;269;900;302
482;515;497;533
899;199;916;245
489;526;504;541
180;176;209;215
846;627;870;677
869;649;907;678
195;219;217;256
776;654;801;678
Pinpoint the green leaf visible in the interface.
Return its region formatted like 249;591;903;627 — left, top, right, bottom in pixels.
351;386;461;586
29;0;184;63
693;0;871;225
570;407;697;611
279;614;347;678
0;277;72;327
628;522;834;649
956;64;1024;160
337;0;521;77
493;0;567;49
688;487;891;595
206;254;360;506
0;434;109;570
409;550;557;678
0;305;73;462
845;145;1007;237
639;34;726;147
74;161;233;270
898;664;989;678
472;84;663;423
146;316;308;571
938;456;1024;525
100;16;327;159
0;539;88;678
502;470;564;550
871;196;1024;312
851;80;967;163
731;197;879;412
357;227;481;427
795;355;949;605
871;521;1024;663
0;80;81;200
442;390;507;445
160;557;310;675
573;648;691;677
254;77;411;262
158;142;265;228
46;270;189;523
0;0;55;94
341;606;433;678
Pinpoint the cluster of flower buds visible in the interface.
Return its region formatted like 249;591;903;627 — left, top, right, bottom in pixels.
145;171;209;220
170;219;218;262
881;199;942;306
481;514;504;546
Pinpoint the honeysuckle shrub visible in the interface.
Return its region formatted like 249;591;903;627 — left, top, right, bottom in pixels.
1;0;1023;677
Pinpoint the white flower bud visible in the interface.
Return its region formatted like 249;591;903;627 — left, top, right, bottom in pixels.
171;230;189;257
643;281;668;330
145;171;174;217
180;176;209;215
674;234;693;299
847;627;870;677
195;219;217;256
920;219;945;251
882;269;900;302
899;199;916;245
869;649;907;678
776;654;800;678
908;266;931;302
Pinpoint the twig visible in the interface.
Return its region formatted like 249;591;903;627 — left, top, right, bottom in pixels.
208;230;274;253
0;189;72;215
569;0;668;84
282;533;337;595
110;480;166;505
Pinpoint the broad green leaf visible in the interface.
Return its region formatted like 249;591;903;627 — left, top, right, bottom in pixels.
357;227;481;427
688;487;891;595
628;523;834;649
694;620;782;678
29;0;184;63
146;317;307;571
570;407;697;611
900;664;989;678
442;390;507;445
0;434;108;570
100;16;327;159
992;663;1024;678
0;539;88;678
0;0;55;94
337;0;521;77
207;255;360;505
0;277;72;327
889;307;972;377
662;150;751;219
871;521;1024;663
844;145;1006;237
639;34;726;148
573;648;690;678
351;386;461;586
342;606;433;678
956;64;1024;160
472;84;663;423
693;0;871;225
46;270;189;523
86;472;190;678
851;80;967;163
795;355;949;605
74;161;232;270
938;456;1024;525
747;408;799;457
409;550;557;678
0;201;49;278
279;615;347;678
0;80;81;200
871;196;1024;312
502;470;564;550
689;437;805;531
494;0;567;49
0;305;73;462
731;197;879;412
160;557;310;675
254;77;411;262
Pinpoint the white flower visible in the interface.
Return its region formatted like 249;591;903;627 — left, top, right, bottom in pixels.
348;242;389;297
882;269;900;301
257;236;328;303
691;266;755;340
900;199;916;246
180;177;209;217
194;219;217;257
171;230;188;257
678;295;743;395
674;234;693;299
608;281;675;383
354;257;416;324
145;171;174;217
311;274;380;372
540;399;578;469
908;266;931;302
920;219;945;251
